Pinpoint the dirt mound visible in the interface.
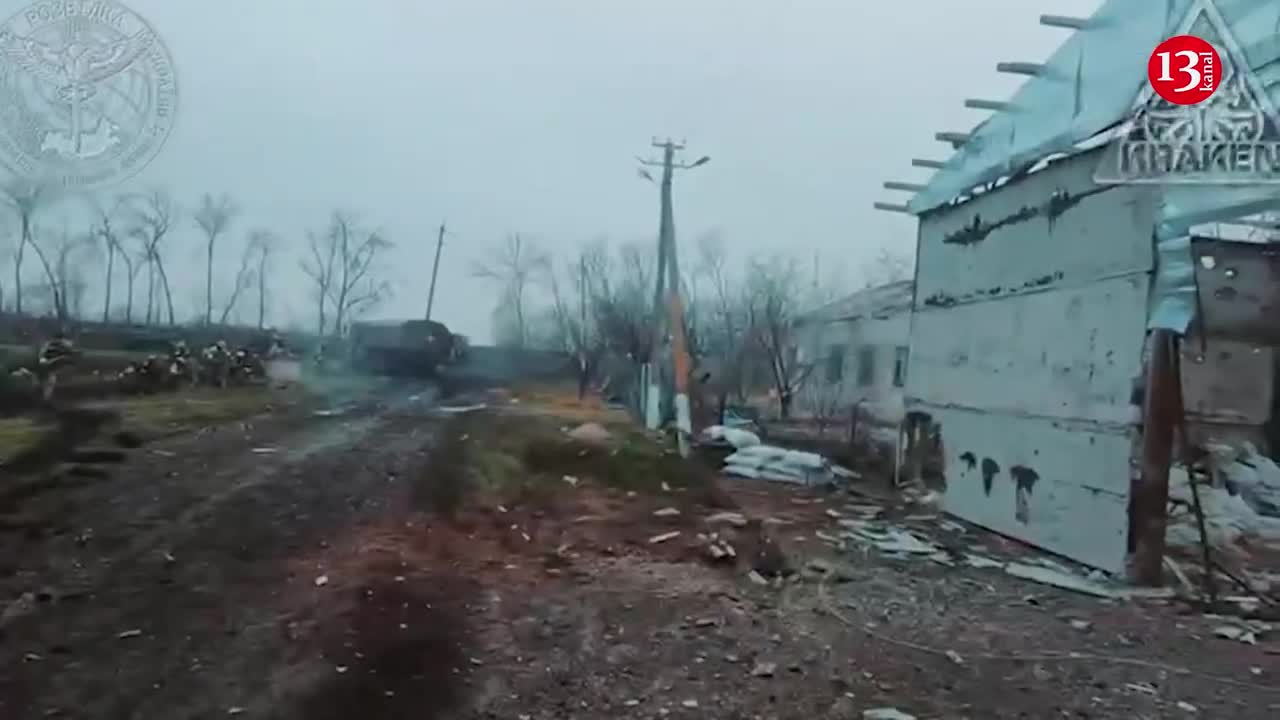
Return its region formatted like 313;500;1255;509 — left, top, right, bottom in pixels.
291;575;474;720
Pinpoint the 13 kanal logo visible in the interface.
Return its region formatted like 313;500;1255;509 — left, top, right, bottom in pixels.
1095;0;1280;185
1148;34;1221;105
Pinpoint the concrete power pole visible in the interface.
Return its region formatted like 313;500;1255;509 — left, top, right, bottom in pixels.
638;139;710;457
425;222;446;322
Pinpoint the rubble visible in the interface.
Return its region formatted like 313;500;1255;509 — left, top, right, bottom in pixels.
1212;625;1257;644
705;511;748;527
1209;443;1280;519
863;709;915;720
703;532;737;561
830;509;1178;600
1168;465;1280;558
1002;563;1120;599
436;403;487;414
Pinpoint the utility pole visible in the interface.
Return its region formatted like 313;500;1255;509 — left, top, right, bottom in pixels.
638;139;710;457
577;252;590;396
425;222;445;322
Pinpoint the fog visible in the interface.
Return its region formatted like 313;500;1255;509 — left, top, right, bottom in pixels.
0;0;1103;341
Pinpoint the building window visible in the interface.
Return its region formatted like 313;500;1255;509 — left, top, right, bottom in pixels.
825;344;845;384
857;346;875;387
893;346;909;387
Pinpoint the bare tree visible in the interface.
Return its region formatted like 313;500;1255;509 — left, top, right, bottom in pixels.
55;227;92;319
131;190;177;325
545;243;609;398
472;234;549;349
863;247;914;288
248;229;277;329
804;378;847;437
217;235;259;325
0;180;52;315
693;234;755;423
90;195;135;323
300;226;339;337
0;231;10;312
301;212;392;337
592;242;656;363
25;222;89;320
193;193;238;325
745;256;812;419
114;231;144;324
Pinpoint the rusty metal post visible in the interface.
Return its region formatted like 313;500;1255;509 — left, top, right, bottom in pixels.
1132;328;1178;586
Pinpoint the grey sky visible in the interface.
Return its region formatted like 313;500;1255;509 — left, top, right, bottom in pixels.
37;0;1104;340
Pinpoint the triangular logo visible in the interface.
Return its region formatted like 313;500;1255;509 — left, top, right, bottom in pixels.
1095;0;1280;185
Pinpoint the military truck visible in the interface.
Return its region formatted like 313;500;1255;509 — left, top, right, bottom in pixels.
347;319;456;377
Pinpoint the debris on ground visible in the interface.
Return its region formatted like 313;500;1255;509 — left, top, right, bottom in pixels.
1002;562;1123;599
704;533;737;561
863;708;916;720
5;381;1277;718
435;403;487;414
828;506;1180;601
565;422;612;444
840;521;938;556
1210;442;1280;519
1168;465;1280;560
706;511;748;527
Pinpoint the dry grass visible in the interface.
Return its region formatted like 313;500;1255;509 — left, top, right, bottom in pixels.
0;387;287;467
503;383;631;424
102;387;289;439
0;416;48;465
0;343;149;376
415;390;726;517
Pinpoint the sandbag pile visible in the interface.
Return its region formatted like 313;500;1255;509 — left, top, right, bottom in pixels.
698;424;761;450
722;444;853;486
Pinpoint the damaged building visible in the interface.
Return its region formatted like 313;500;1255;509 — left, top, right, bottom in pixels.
880;0;1280;582
792;280;913;429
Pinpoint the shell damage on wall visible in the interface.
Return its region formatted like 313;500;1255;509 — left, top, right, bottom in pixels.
908;149;1157;573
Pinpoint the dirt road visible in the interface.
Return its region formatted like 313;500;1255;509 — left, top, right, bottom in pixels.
1;383;1277;719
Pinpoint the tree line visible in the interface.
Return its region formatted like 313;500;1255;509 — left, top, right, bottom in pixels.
0;180;395;338
473;232;912;418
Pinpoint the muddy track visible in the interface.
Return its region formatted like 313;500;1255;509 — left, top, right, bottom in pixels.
0;382;452;720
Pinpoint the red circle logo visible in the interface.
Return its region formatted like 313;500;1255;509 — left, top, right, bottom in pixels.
1148;35;1222;105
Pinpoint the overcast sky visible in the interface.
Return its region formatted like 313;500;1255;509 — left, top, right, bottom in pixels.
4;0;1105;341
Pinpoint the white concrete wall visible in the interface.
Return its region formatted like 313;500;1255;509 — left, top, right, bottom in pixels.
910;148;1158;574
794;303;911;425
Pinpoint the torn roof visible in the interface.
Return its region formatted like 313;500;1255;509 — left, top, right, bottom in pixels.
907;0;1280;215
798;280;913;325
